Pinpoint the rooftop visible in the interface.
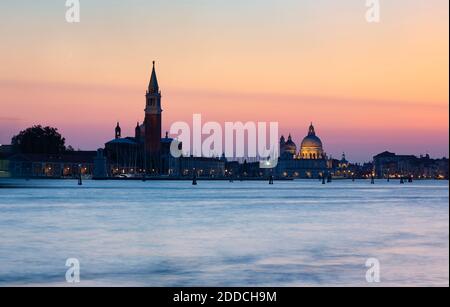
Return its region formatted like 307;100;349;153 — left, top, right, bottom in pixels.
8;152;97;163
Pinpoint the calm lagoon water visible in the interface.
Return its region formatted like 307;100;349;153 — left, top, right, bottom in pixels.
0;179;448;287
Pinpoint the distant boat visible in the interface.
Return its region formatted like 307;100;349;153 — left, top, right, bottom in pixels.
116;174;134;179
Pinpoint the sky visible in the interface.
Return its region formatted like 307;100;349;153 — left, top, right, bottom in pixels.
0;0;448;162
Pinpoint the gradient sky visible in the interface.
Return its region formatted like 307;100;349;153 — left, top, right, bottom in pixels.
0;0;448;162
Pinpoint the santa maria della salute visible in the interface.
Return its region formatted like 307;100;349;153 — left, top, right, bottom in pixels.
103;62;333;180
277;123;331;179
281;123;325;160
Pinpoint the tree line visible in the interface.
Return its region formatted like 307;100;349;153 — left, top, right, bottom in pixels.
11;125;74;154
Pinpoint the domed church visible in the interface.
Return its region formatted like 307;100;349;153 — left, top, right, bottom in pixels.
277;123;329;178
280;123;326;160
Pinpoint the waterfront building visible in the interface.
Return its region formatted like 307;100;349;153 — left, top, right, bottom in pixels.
374;151;449;179
224;160;240;178
177;156;225;178
104;62;226;178
0;145;13;177
104;136;143;176
8;151;97;178
104;62;166;175
93;149;108;179
332;153;355;178
276;123;329;178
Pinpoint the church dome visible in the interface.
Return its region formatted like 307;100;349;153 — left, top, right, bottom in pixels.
301;134;323;149
285;135;296;147
284;135;297;156
300;123;324;160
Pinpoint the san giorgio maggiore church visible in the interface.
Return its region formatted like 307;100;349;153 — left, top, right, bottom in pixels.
103;62;331;179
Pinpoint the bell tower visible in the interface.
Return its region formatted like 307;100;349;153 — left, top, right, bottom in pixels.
115;122;121;139
144;61;162;171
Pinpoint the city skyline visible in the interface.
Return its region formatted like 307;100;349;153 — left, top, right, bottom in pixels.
0;0;449;162
0;1;449;289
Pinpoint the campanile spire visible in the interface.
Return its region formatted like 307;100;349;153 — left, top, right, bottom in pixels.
144;61;162;172
148;61;159;94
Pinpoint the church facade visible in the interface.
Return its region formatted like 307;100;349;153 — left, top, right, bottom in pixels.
104;62;225;177
105;62;173;176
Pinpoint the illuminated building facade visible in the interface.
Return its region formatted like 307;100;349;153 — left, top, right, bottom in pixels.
277;123;330;178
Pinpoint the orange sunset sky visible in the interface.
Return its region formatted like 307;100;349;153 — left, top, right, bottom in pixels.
0;0;448;162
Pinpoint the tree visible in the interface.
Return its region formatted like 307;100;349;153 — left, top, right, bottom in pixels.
11;125;67;154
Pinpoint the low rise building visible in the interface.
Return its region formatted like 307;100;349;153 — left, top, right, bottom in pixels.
373;151;449;179
8;151;97;178
0;145;14;178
